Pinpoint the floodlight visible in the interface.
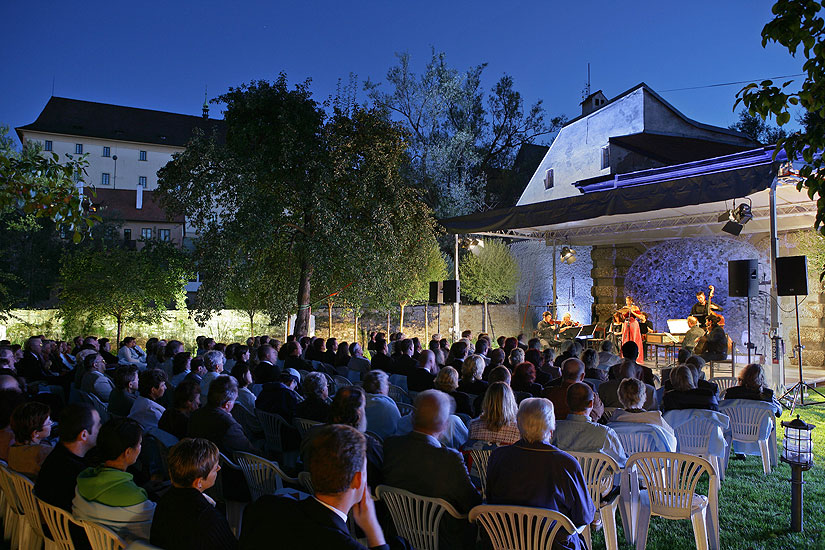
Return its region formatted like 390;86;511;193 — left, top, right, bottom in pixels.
560;246;577;264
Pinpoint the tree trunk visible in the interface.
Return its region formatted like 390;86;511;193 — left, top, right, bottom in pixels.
482;300;488;333
354;311;358;345
328;301;334;338
294;258;313;337
116;318;123;346
424;302;429;342
386;311;390;336
248;311;255;338
399;303;406;334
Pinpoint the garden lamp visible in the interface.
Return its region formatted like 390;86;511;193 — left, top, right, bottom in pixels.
780;415;815;532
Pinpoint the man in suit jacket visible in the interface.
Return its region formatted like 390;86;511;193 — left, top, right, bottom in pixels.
393;339;417;377
382;389;480;549
240;425;390;550
542;358;604;422
599;360;656;410
406;350;436;392
254;344;281;383
188;375;256;456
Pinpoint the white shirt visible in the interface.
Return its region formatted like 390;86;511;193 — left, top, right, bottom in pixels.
313;497;349;524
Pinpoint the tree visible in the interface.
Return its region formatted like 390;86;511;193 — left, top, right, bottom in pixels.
729;110;788;144
59;240;191;343
736;0;825;239
387;233;448;333
458;239;519;333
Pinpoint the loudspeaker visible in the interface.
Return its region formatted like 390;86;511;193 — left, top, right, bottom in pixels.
442;280;460;303
728;259;759;297
776;255;808;296
429;281;443;304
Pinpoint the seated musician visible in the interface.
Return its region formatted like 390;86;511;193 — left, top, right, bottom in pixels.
536;311;557;340
690;286;721;328
700;315;728;362
559;313;579;328
681;316;704;352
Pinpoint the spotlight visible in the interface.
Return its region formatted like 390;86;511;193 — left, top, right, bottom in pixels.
468;238;484;255
560;246;577;264
720;202;752;236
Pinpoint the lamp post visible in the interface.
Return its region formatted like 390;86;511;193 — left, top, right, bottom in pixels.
780;415;815;532
112;155;118;189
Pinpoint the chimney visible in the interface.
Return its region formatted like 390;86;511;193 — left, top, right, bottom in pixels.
580;90;608;117
136;184;143;210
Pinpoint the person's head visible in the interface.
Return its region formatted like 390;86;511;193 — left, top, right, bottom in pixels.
172;352;192;375
203;350;225;373
527;338;541;352
461;329;472;340
257;344;277;364
696;291;706;304
326;338;338;353
517;398;555;444
566;382;594;414
618;359;638;380
434;366;459;393
461;355;485;381
621;341;639;361
330;386;366;432
350;342;363;358
58;403;100;452
738;363;767;391
561;357;585;381
677;348;693;365
412;389;453;435
418;350;436;373
374;338;388;355
84;352;106;374
11;401;51;444
207;375;238;410
312;338;326;355
336;342;351;359
96;418;143;469
625;296;634;306
489;348;505;367
618;377;647;410
600;340;614;354
513;361;537;385
362;370;389;395
113;365;139;392
138;369;168;400
0;347;14;366
168;438;220;492
303;371;329;401
97;338;111;352
488;365;512;385
230;361;253;388
707;314;720;329
480;382;517;431
580;348;598;371
174;379;202;412
121;337;136;349
165;340;184;359
685;356;705;382
503;337;518;354
563;312;572;323
234;345;250;363
203;338;216;351
475;338;489;356
25;336;42;355
670;365;696;391
398;338;414;357
191;357;205;377
508;347;525;366
687;315;698;328
450;341;468;361
524;348;543;370
306;424;367;500
543;311;552;322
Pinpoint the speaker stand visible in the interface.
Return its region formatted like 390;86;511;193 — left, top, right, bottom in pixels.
780;295;825;415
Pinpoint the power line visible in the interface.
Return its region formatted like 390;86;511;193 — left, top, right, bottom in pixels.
659;73;806;93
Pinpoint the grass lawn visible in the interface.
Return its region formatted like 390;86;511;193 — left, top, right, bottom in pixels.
591;406;825;550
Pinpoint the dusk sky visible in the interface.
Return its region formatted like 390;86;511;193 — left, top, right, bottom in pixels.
1;0;806;141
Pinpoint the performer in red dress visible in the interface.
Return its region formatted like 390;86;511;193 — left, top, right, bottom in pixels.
619;296;645;364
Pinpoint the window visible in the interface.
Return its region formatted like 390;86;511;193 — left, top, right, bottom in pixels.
124;229;131;241
138;176;147;187
139;150;147;161
141;228;152;240
103;146;110;157
101;173;110;185
75;144;83;154
543;168;554;190
601;145;610;170
44;140;52;151
158;229;171;241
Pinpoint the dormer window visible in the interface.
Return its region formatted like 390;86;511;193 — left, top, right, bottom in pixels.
544;168;554;190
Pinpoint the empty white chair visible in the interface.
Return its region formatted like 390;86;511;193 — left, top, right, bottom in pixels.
708;376;737;398
719;399;777;474
235;451;299;501
628;452;719;550
38;497;78;550
568;451;621;550
255;408;299;468
81;520;125;550
469;449;492;500
376;485;467;550
469;504;585;550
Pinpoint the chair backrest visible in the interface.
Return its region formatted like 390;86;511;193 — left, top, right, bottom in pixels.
397;402;414;416
601;407;618;423
78;391;110;423
388;385;410;404
211;451;242;503
709;376;737;395
38;497;78;550
256;409;286;452
293;417;322;438
7;468;47;537
672;416;716;456
567;451;620;508
82;520;125;550
0;462;24;516
625;452;717;520
615;430;657;455
468;504;580;550
469;449;493;498
298;471;314;494
231;403;258;439
333;375;352;390
609;421;674;453
719;400;774;443
376;485;465;550
298;369;311;381
235;451;296;500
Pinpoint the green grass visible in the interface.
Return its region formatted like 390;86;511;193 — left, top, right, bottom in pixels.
590;407;825;550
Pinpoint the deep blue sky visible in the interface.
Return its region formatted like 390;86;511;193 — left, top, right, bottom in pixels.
1;0;805;142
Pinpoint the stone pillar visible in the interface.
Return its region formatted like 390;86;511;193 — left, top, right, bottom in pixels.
590;244;648;323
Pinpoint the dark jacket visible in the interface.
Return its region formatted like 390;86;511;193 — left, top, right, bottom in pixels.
254;361;281;384
457;378;487;397
158;408;190;440
240;494;388;550
370;353;396;375
394;355;418;377
34;444;87;511
448;391;474;417
407;368;435;392
662;387;719;413
294;396;331;424
188;406;256;456
151;487;237;550
256;382;303;421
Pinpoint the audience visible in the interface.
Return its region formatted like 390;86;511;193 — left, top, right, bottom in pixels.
158;380;201;440
256;371;304;421
347;343;371;378
407;350;436;392
458;355;488;396
511;361;543;397
543;358;604;422
467;382;520;446
188;375;256;456
362;370;401;440
434;366;473;416
599;360;655;410
294;371;332;423
128;369;168;430
370;338;395;375
597;340;620;369
254;345;280;383
109;365;140;417
611;378;676;447
662;365;719;412
724;363;782;415
170;352;193;388
8;401;54;478
0;388;27;461
81;353;116;402
200;350;225;397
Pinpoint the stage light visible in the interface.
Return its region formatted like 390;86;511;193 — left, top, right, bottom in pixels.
720;202;752;236
560;246;577;264
468;238;484;255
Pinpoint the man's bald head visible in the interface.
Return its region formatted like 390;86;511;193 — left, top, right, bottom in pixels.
561;358;585;381
418;350;435;372
412;389;453;434
566;382;594;413
0;375;21;392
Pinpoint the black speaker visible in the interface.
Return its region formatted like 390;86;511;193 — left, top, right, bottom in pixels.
776;255;808;296
442;280;460;303
728;259;759;297
429;281;443;304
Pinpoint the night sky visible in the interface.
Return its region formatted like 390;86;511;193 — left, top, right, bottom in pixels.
1;0;805;141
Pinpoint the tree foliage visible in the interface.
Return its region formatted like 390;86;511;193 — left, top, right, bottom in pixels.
459;239;520;304
736;0;825;236
59;240;191;343
729;110;788;144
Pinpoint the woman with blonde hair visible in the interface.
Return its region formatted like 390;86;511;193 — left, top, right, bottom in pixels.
458;355;488;396
435;366;474;416
467;382;520;445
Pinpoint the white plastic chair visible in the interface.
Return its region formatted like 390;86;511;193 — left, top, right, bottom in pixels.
38;497;78;550
469;449;492;499
235;451;298;500
568;451;621;550
388;385;411;404
468;504;585;550
601;407;618;423
333;375;352;390
615;431;657;456
81;520;125;550
0;464;24;550
213;452;246;536
6;468;51;550
628;452;719;550
255;408;299;468
708;376;737;398
397;402;414;416
669;415;728;481
375;485;467;550
293;417;322;438
719;399;777;474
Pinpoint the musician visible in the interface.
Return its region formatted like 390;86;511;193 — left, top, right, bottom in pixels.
700;314;728;362
637;312;653;335
690;287;721;328
559;313;580;328
681;316;704;352
618;297;644;364
536;312;557;340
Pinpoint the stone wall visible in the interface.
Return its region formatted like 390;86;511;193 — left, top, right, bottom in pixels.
590;243;648;323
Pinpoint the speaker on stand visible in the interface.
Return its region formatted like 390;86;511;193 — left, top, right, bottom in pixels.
728;259;759;363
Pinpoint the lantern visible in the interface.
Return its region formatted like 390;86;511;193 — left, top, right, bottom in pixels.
780;415;815;532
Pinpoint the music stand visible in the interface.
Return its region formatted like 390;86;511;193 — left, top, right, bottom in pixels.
559;326;582;340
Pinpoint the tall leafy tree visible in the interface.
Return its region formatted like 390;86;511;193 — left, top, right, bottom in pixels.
387;233;448;333
459;239;519;333
729;110;787;144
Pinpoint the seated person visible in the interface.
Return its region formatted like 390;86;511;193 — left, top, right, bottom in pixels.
511;361;543;397
610;342;655;387
407;350;437;392
383;390;480;549
599;361;656;410
128;369;168;430
188;375;256;456
108;366;139;417
543;358;604;422
482;348;506;380
150;438;238;550
0;387;27;461
681;316;705;352
8;401;54;478
552;383;627;467
434;367;474;417
80;353;116;402
661;365;719;413
724;363;782;416
294;371;332;423
581;349;607;382
169;352;193;388
73;418;156;541
467;382;520;446
200;351;226;398
362;370;401;440
597;340;621;369
35;403;101;511
700;315;728;362
159;380;201;440
255;371;304;421
457;355;488;396
117;337;147;368
486;398;594;550
231;361;259;413
347;343;371;379
611;378;676;445
507;347;525;371
240;425;389;550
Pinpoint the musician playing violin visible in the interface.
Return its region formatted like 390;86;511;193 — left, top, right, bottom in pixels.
618;296;645;364
559;312;581;328
690;285;721;328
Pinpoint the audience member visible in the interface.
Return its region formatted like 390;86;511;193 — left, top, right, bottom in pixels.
434;366;473;417
184;357;206;385
597;340;620;368
581;348;607;382
724;363;782;415
370;338;395;374
347;343;371;378
295;371;332;423
188;375;256;455
0;388;27;461
362;370;401;440
159;341;184;377
9;401;54;478
170;352;193;388
109;366;140;417
661;365;719;412
128;369;168;430
255;371;304;421
81;353;116;402
393;339;417;376
159;380;201;440
543;358;604;422
334;340;351;367
254;345;280;384
407;350;436;392
200;351;225;397
610;378;676;444
467;382;520;446
599;360;656;410
458;355;488;396
511;361;543;397
118;337;147;368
